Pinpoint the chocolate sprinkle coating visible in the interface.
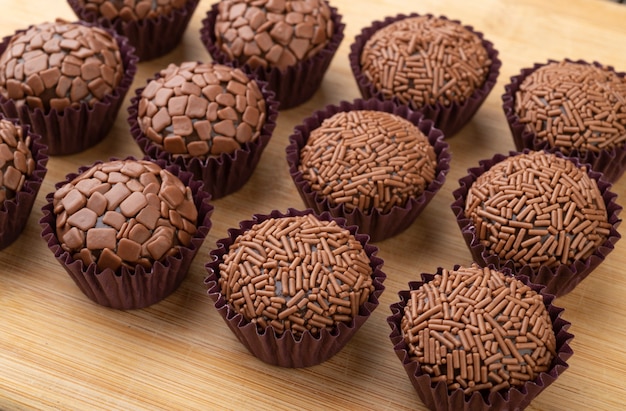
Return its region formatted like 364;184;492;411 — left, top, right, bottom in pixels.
0;119;36;203
514;60;626;155
214;0;334;71
465;151;611;270
360;15;491;109
53;159;198;273
137;61;266;158
401;264;557;395
298;110;437;213
218;214;375;337
0;20;124;113
78;0;188;21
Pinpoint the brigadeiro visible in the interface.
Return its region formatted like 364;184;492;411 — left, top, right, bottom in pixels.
200;0;345;109
388;264;573;411
128;61;278;199
502;59;626;183
68;0;200;61
349;13;501;137
0;20;137;155
205;208;385;367
286;98;450;242
0;116;48;250
40;158;213;309
451;150;622;297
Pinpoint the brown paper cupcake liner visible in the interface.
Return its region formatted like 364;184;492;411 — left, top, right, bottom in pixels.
286;98;451;242
451;149;622;297
0;22;138;156
204;208;386;368
502;58;626;183
128;69;279;200
200;1;345;110
0;118;48;250
40;157;213;310
388;268;573;411
67;0;200;61
348;13;501;138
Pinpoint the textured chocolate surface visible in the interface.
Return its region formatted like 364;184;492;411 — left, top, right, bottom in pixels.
401;264;556;395
214;0;334;71
465;151;611;270
0;21;124;113
360;15;491;109
298;110;437;213
0;119;35;203
514;61;626;155
218;214;375;337
54;159;197;272
138;61;266;158
79;0;188;21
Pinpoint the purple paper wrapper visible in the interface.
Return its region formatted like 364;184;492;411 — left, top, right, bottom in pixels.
204;208;386;368
0;21;138;156
40;157;213;310
348;13;501;138
200;1;345;110
388;267;573;411
286;98;451;242
0;117;48;250
451;150;622;297
502;58;626;183
128;67;279;200
67;0;200;61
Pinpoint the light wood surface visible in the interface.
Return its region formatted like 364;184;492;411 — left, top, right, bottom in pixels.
1;0;625;410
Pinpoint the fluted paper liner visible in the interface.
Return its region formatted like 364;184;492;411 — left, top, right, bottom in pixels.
451;150;622;297
68;0;200;61
286;98;450;242
0;118;48;250
128;70;279;200
40;158;213;310
388;269;573;411
349;13;501;138
200;1;345;110
502;58;626;183
204;208;386;368
0;22;138;156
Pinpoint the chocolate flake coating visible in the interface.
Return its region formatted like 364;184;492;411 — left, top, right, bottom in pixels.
78;0;188;21
138;61;266;158
0;119;35;203
0;21;124;113
54;159;197;272
214;0;334;71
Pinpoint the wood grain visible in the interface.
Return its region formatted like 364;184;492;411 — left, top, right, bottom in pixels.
1;0;625;410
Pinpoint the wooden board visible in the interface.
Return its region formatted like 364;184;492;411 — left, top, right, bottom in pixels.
1;0;625;410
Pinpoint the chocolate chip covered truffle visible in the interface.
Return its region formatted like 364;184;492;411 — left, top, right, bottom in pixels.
0;20;124;113
78;0;188;22
464;151;611;270
214;0;334;71
360;15;491;109
0;119;36;204
137;61;266;158
53;159;198;272
298;110;437;213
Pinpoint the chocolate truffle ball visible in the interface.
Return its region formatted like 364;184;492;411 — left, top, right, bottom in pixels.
360;15;491;108
218;214;375;337
401;264;557;394
464;151;611;270
214;0;334;71
0;119;36;204
0;21;124;113
137;61;266;158
298;110;438;213
514;60;626;155
78;0;188;21
53;159;198;272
